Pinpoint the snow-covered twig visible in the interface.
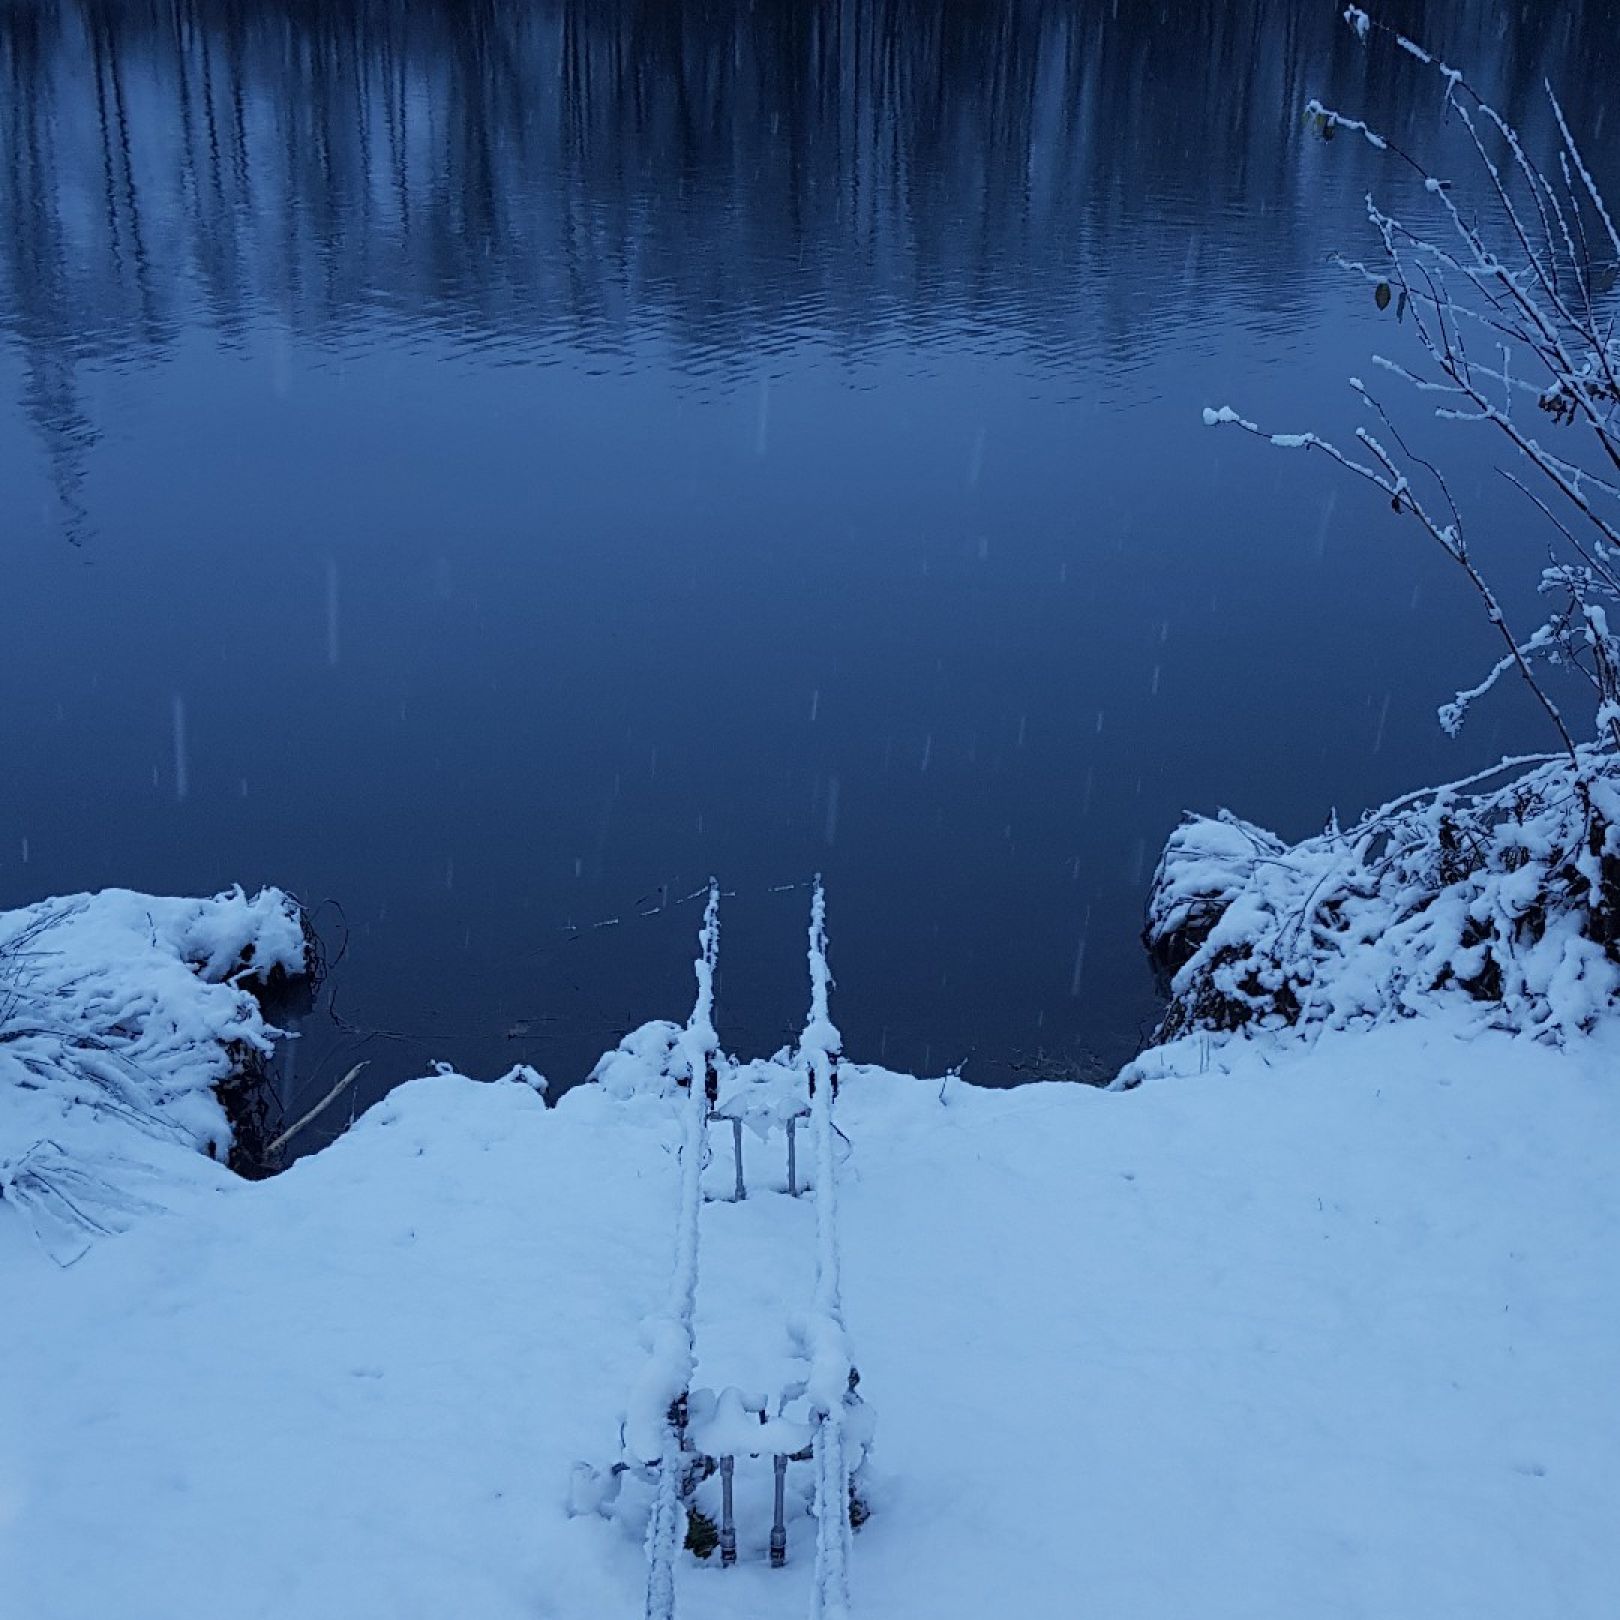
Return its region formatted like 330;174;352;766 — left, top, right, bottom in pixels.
1204;400;1580;759
1212;10;1620;769
261;1062;369;1162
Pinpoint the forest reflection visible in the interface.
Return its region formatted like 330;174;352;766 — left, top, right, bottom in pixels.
4;0;1613;367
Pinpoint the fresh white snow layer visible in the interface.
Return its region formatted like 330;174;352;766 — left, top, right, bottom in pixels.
3;1008;1617;1618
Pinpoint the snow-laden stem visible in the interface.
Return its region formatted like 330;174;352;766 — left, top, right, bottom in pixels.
1207;403;1581;762
261;1061;367;1162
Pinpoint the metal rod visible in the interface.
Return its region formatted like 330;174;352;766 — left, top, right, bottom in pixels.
731;1116;745;1201
719;1456;736;1568
787;1115;798;1196
770;1454;788;1568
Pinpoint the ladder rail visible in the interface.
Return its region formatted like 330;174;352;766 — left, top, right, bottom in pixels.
642;881;720;1620
804;878;854;1619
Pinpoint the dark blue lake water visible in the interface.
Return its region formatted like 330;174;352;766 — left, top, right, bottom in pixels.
2;0;1614;1134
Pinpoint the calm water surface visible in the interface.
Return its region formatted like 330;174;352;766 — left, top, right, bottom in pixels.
2;1;1615;1130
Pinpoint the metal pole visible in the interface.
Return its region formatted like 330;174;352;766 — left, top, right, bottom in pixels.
787;1115;798;1196
719;1456;736;1568
731;1116;745;1201
770;1454;788;1568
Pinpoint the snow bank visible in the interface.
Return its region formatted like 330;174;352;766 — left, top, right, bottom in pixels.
3;1015;1616;1617
0;887;312;1259
1143;749;1620;1053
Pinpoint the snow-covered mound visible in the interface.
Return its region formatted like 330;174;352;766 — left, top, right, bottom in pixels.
0;887;312;1258
4;1016;1616;1618
1145;749;1620;1048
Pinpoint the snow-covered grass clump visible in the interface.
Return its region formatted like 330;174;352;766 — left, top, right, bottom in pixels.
1143;748;1620;1054
0;887;311;1259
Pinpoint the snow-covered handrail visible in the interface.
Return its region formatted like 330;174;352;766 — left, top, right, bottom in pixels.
802;876;853;1618
638;880;720;1620
804;878;840;1076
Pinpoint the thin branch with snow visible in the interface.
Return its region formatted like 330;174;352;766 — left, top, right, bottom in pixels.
1209;9;1620;765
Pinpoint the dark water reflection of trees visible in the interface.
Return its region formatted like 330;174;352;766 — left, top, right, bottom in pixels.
4;2;1612;378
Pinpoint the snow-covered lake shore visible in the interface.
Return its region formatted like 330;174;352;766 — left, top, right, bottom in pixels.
2;888;1618;1618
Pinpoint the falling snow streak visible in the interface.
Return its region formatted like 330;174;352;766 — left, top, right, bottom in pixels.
967;425;986;488
171;696;188;802
325;558;340;667
755;374;770;456
1069;904;1091;998
824;776;841;847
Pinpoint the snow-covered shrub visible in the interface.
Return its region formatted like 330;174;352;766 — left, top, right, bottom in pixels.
0;888;314;1256
1162;11;1620;1049
1148;749;1620;1044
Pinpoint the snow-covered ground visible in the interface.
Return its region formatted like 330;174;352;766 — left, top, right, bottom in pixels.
4;991;1617;1617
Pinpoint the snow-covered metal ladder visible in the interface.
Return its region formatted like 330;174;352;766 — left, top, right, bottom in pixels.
633;878;868;1619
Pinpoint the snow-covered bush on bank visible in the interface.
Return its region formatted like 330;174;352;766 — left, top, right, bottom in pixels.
1146;748;1620;1047
0;887;313;1257
1167;10;1620;1050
